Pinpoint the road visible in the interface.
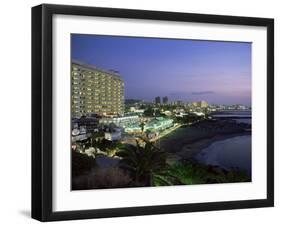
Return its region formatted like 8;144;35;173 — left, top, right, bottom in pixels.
150;123;183;142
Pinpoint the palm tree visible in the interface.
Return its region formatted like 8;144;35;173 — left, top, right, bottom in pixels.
140;121;145;133
118;139;167;186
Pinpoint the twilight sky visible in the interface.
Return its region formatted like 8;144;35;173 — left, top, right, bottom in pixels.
71;34;252;105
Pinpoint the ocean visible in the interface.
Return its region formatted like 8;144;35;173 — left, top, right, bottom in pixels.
196;110;252;175
195;135;251;176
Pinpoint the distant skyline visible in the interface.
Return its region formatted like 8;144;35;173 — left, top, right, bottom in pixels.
71;34;252;106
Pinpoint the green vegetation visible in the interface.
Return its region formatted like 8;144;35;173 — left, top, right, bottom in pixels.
173;115;204;124
91;138;123;151
153;162;250;186
143;106;165;117
73;138;251;190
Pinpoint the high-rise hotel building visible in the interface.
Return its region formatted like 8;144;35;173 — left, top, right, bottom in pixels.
72;61;125;117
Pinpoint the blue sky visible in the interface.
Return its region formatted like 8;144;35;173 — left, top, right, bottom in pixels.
71;34;252;105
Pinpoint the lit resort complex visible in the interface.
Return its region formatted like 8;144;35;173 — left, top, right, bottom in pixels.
71;61;252;190
71;61;177;143
71;61;249;143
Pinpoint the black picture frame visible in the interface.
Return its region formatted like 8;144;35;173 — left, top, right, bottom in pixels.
32;3;274;222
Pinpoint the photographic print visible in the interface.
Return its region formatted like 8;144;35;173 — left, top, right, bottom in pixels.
71;34;252;190
32;4;274;221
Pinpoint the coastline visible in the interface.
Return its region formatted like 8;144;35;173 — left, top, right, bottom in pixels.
177;132;251;160
159;126;251;162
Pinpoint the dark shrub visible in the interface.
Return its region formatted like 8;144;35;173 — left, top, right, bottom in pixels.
72;151;96;177
72;167;132;190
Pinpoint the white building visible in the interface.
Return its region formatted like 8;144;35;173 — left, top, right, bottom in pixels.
192;101;208;108
71;126;91;142
104;131;122;141
100;115;139;128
